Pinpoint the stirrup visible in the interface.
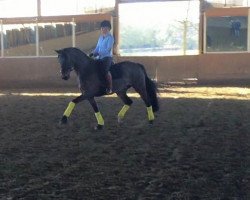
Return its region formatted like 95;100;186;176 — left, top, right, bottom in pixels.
106;88;113;94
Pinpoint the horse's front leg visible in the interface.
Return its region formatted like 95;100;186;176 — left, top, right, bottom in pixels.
60;94;87;124
88;97;104;130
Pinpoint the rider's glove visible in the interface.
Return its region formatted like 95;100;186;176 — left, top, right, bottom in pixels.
89;52;99;58
93;52;99;57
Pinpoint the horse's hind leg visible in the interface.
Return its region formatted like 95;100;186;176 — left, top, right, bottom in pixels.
133;85;155;124
117;91;133;123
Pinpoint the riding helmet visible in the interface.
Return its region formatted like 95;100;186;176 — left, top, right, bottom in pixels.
100;20;111;29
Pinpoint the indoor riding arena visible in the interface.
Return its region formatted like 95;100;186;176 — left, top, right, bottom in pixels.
1;0;250;199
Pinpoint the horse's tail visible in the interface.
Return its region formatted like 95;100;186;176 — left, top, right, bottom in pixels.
145;76;159;112
138;64;159;112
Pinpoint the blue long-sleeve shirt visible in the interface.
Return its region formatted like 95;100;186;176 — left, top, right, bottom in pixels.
93;33;114;59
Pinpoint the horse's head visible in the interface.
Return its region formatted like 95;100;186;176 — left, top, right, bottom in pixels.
55;49;74;80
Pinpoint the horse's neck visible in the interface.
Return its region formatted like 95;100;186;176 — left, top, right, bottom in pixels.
75;59;99;81
73;55;90;72
75;58;107;94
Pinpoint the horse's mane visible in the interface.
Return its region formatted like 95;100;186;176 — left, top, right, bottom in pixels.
61;47;123;80
62;47;106;78
62;47;89;58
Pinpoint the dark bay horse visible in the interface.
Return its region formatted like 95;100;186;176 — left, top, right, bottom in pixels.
55;47;159;130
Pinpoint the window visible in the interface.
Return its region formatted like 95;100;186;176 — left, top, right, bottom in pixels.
0;18;106;57
0;0;114;57
119;1;200;56
38;22;73;56
3;24;36;56
75;21;101;53
0;0;115;17
205;0;249;7
41;0;115;16
0;0;37;18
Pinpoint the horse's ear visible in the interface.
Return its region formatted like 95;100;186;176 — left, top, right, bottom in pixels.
55;49;62;54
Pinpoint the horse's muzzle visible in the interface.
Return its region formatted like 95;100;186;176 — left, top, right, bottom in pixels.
62;74;70;80
61;70;71;80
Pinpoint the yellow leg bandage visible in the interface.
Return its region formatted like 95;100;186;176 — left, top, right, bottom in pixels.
147;106;155;121
118;105;130;119
63;102;76;117
95;112;104;125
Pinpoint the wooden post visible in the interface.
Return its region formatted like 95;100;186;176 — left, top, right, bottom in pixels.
0;20;3;57
113;0;120;56
36;19;39;56
72;18;75;47
37;0;41;17
199;0;205;54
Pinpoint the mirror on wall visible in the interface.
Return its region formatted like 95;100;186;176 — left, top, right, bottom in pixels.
206;16;247;52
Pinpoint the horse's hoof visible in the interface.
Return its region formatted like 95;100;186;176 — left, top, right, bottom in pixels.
94;124;103;130
60;116;68;124
149;120;154;125
118;117;123;124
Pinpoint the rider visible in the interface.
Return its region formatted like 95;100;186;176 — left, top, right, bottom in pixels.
89;20;114;94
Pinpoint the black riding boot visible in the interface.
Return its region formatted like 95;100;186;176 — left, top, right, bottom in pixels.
105;72;113;94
